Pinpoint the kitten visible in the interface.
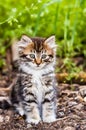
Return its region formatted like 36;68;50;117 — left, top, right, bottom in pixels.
0;35;57;124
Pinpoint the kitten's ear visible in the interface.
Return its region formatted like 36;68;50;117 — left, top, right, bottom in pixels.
45;36;56;47
18;35;32;54
45;35;57;52
18;35;32;48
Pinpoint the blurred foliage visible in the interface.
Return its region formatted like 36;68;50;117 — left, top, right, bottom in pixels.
0;0;86;73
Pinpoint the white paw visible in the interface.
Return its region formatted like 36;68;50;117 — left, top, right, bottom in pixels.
19;109;24;116
16;107;24;116
26;118;41;124
43;116;56;123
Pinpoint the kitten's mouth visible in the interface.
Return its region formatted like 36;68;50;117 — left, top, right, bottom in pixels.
36;65;41;69
37;65;40;67
35;64;44;69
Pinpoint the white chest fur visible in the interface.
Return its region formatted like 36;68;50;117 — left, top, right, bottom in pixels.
32;72;44;103
20;64;54;103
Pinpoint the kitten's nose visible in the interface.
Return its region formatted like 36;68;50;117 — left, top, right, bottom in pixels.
37;63;40;65
35;59;41;66
36;62;41;66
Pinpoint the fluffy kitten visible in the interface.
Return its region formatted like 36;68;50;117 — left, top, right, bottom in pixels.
1;35;57;124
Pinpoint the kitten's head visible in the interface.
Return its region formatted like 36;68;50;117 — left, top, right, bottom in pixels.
18;35;56;70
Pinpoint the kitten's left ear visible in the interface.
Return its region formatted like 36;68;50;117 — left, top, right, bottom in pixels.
45;35;57;49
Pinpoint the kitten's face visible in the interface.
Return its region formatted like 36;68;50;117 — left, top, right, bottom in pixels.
18;35;56;70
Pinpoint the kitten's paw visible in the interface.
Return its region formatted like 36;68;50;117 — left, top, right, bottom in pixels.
16;107;24;116
26;118;41;124
43;116;56;123
19;109;24;116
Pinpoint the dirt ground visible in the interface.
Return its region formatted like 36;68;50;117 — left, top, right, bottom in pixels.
0;72;86;130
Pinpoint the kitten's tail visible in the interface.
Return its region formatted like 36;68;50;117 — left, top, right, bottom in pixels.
0;78;17;109
0;86;12;109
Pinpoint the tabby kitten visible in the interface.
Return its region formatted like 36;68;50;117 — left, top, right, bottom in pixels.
1;35;57;124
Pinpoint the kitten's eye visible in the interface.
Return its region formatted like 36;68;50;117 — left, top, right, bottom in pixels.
42;54;47;59
30;54;35;59
21;54;27;58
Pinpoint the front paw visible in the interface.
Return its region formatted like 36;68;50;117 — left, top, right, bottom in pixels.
26;118;41;124
43;116;56;123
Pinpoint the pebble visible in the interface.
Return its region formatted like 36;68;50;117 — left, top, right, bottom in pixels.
68;101;77;107
5;116;10;122
58;111;65;117
64;126;75;130
74;103;83;110
27;124;33;128
79;86;86;97
84;97;86;102
0;115;4;123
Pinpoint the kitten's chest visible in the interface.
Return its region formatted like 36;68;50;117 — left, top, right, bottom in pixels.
32;72;43;86
32;72;45;103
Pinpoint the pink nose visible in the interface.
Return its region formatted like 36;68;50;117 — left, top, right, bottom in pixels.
36;62;40;65
35;59;41;66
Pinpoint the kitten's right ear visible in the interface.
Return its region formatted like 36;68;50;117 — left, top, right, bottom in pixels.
18;35;32;54
18;35;32;47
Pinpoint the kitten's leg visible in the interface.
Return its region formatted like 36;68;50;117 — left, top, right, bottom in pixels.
15;102;25;116
42;89;57;123
24;101;41;124
23;87;41;124
23;89;41;124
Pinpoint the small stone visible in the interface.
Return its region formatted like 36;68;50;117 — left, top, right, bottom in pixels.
75;95;83;102
64;126;75;130
0;115;4;122
74;103;83;110
84;97;86;102
27;123;33;128
79;86;86;97
68;101;77;107
5;116;10;122
58;111;65;117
